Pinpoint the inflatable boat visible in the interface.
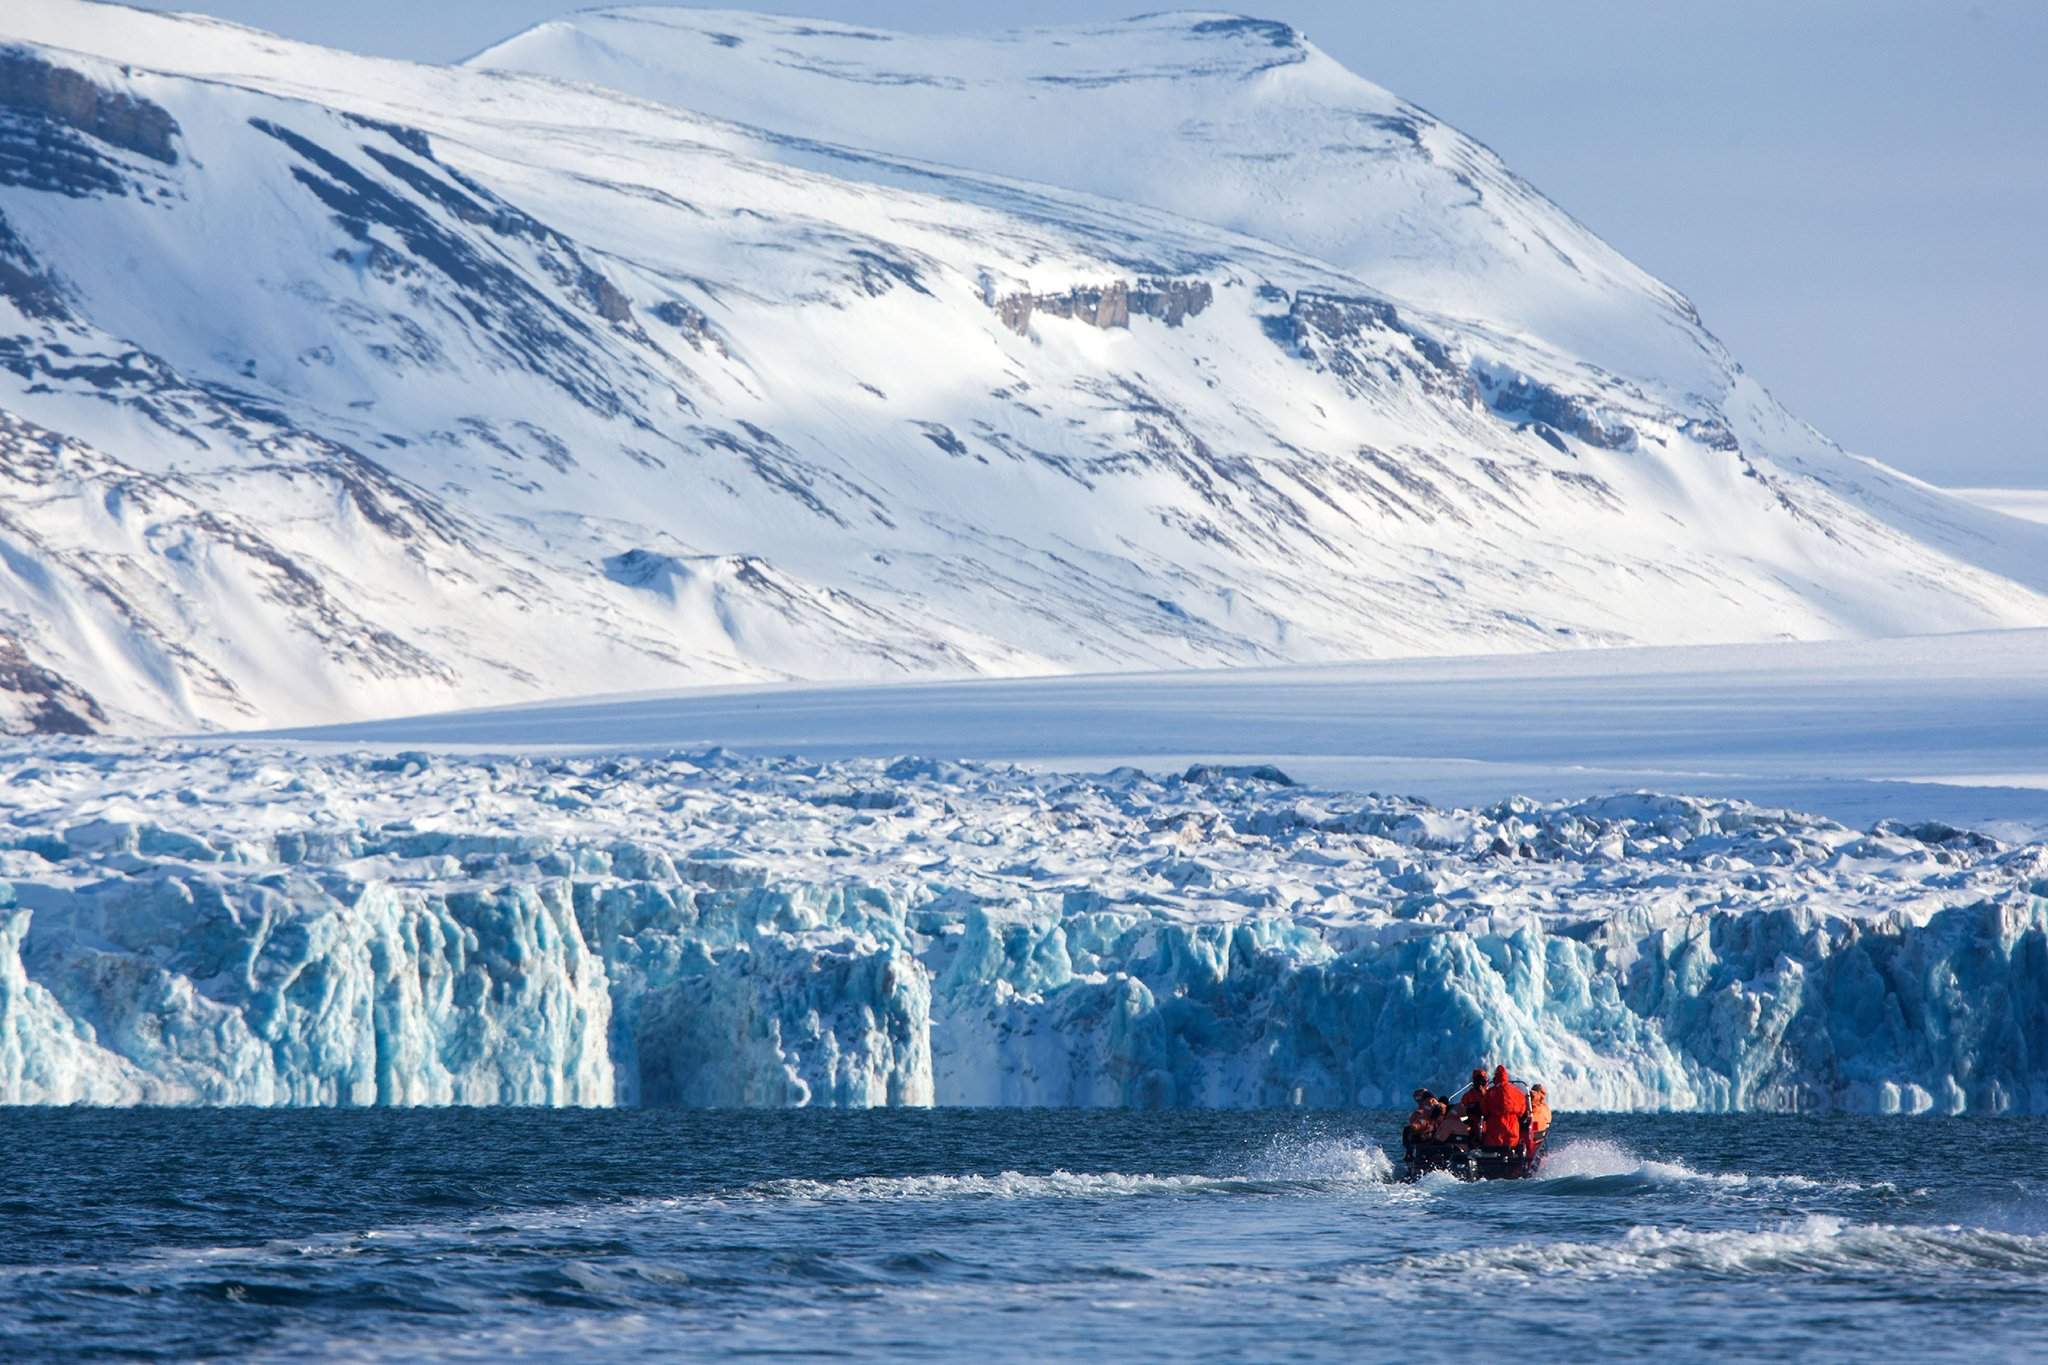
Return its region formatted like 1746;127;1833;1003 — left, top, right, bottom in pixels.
1400;1135;1545;1182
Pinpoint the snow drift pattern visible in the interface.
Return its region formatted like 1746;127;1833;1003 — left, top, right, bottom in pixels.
3;745;2044;1110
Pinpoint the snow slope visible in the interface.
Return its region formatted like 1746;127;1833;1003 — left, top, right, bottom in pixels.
0;1;2044;737
5;741;2045;1111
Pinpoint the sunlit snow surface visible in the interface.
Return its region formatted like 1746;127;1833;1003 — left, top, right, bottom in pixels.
6;707;2046;1109
289;630;2048;840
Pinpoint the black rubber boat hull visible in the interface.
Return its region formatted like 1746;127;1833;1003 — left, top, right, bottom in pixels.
1400;1140;1545;1182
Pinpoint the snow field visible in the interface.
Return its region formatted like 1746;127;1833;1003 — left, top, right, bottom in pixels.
283;628;2048;841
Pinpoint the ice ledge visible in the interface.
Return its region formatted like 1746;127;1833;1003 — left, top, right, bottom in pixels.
1;744;2044;1110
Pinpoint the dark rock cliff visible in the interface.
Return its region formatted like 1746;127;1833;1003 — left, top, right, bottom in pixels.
0;47;180;163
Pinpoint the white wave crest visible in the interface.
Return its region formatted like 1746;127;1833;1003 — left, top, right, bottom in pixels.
754;1141;1394;1203
1535;1138;1834;1191
1400;1215;2048;1283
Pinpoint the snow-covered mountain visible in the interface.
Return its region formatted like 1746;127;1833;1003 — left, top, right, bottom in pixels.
1;0;2044;735
472;8;1725;399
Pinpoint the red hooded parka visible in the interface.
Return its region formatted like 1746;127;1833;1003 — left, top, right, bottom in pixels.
1479;1065;1528;1148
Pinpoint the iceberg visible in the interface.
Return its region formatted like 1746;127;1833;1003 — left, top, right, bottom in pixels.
1;744;2043;1110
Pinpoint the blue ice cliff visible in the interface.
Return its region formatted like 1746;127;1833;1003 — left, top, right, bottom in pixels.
1;746;2044;1111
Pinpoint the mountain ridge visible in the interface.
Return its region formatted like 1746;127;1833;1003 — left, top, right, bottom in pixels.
0;0;2042;734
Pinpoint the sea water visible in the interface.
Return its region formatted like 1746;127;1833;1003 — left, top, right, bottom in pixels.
2;1110;2044;1361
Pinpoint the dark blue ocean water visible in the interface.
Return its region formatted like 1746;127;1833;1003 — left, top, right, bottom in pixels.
3;1110;2045;1361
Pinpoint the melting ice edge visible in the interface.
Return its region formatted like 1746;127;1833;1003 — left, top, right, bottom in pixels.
3;744;2044;1111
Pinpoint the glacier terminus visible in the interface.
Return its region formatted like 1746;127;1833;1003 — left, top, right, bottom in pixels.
5;742;2044;1113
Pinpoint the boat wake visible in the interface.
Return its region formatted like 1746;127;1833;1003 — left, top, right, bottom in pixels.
752;1170;1226;1202
1244;1136;1397;1185
1526;1139;1849;1194
752;1139;1395;1204
1395;1215;2048;1283
745;1137;1867;1206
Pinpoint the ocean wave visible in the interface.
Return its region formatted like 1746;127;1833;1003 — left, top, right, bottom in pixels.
1396;1215;2048;1282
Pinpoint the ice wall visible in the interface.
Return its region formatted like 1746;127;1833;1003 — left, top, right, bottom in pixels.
918;896;2048;1112
3;862;614;1105
2;747;2045;1111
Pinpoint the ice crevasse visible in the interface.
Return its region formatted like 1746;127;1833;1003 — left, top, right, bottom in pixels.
1;746;2045;1112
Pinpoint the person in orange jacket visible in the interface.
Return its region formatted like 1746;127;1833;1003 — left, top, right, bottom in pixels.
1403;1088;1436;1153
1459;1067;1488;1137
1479;1064;1528;1149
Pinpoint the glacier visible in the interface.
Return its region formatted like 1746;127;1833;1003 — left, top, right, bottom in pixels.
3;742;2043;1111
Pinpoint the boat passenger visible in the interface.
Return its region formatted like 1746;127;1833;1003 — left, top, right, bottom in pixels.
1479;1064;1528;1149
1430;1099;1466;1144
1528;1085;1552;1139
1404;1089;1436;1149
1460;1068;1488;1134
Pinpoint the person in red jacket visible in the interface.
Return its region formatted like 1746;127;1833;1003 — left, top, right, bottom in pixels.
1479;1064;1528;1149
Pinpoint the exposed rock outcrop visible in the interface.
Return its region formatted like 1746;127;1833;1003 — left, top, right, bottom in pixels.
0;47;180;166
993;277;1213;336
650;298;726;354
1280;290;1478;404
582;270;634;324
0;632;104;735
1483;373;1637;451
0;208;66;318
1680;416;1740;452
